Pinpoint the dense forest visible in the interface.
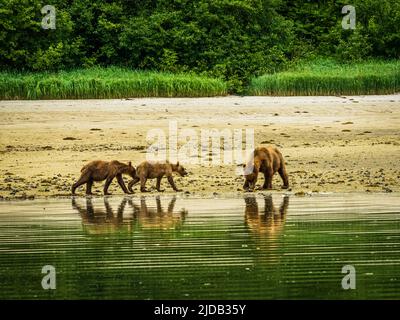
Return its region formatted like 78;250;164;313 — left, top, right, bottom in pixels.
0;0;399;93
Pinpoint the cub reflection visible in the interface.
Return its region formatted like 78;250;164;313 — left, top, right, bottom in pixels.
71;196;187;234
130;196;188;231
244;195;289;238
72;197;131;234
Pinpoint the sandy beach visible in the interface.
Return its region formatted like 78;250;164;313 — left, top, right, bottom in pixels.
0;95;399;199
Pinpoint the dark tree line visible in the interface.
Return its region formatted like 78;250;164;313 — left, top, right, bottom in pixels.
0;0;399;90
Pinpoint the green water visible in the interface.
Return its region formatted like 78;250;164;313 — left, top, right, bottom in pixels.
0;194;399;300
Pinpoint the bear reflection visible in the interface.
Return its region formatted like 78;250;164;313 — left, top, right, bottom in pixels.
71;196;187;234
244;195;289;239
130;196;188;231
72;197;129;234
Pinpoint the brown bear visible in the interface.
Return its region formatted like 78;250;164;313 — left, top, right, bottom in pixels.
71;160;136;195
128;161;188;192
243;146;289;191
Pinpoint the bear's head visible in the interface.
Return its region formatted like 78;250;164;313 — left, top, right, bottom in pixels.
175;162;188;177
127;161;136;178
243;162;258;191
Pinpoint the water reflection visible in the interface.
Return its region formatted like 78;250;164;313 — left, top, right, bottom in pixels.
3;194;400;299
72;197;126;223
130;196;188;231
72;197;130;234
71;196;188;234
244;195;289;238
244;195;289;266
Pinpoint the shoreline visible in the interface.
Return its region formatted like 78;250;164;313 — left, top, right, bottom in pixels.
1;95;399;200
1;190;399;202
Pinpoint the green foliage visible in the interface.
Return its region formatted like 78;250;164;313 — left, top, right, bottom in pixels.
0;0;399;94
0;67;227;99
118;0;295;93
0;0;294;93
248;59;400;96
279;0;400;61
335;27;372;62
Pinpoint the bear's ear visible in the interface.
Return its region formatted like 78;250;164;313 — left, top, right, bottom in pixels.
176;161;180;166
128;161;132;167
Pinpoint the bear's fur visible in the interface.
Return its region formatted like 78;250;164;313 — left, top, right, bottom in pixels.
128;161;188;192
243;146;289;191
71;160;136;195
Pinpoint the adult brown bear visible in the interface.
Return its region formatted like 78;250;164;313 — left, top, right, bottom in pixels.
128;161;188;192
243;146;289;191
71;160;136;195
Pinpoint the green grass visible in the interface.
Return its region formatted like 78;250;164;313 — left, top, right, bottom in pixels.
248;59;400;96
0;67;227;99
1;60;399;99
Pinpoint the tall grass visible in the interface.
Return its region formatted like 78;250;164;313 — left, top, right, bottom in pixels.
2;61;398;99
248;59;400;96
0;67;227;99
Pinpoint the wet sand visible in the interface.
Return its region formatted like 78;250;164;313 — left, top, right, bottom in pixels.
0;95;399;199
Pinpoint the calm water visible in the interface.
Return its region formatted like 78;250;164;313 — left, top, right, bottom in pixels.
0;193;399;300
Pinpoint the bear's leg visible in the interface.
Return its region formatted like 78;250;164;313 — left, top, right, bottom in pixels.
140;197;149;214
116;174;131;194
128;176;140;193
156;177;165;192
263;195;275;214
103;197;114;218
86;197;95;216
261;172;269;189
262;167;273;189
72;170;91;195
140;176;150;192
117;198;128;219
103;176;114;195
85;179;93;195
156;196;163;213
167;175;182;192
279;196;290;216
278;166;289;189
167;196;177;214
